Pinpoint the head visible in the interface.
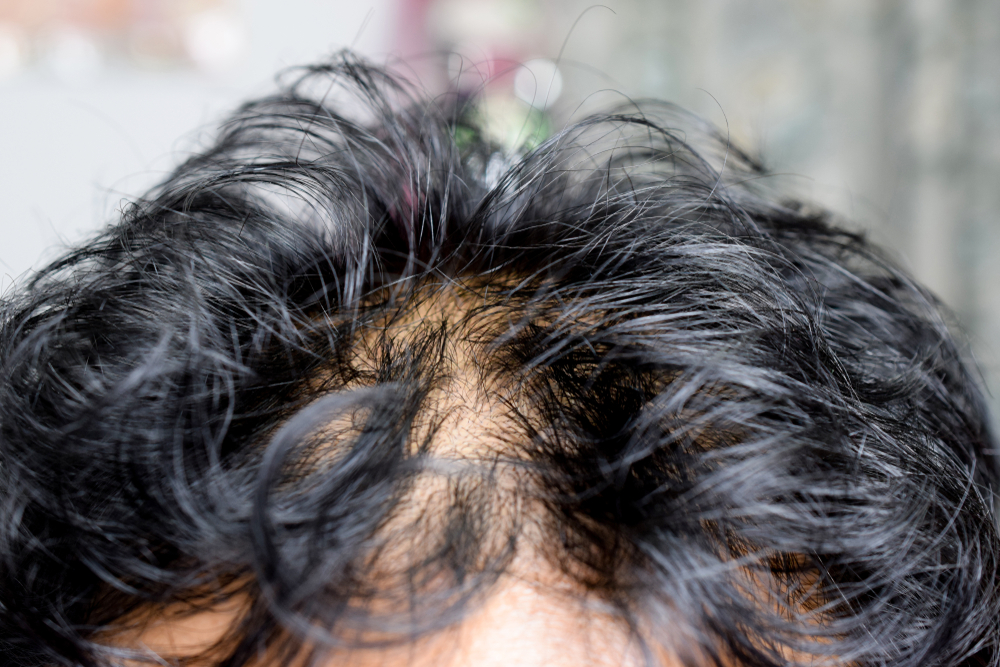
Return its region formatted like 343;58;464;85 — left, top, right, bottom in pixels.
1;54;998;667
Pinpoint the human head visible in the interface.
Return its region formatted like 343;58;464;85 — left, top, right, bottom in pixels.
1;54;998;667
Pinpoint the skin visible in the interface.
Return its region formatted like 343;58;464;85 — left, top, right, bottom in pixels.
120;573;685;666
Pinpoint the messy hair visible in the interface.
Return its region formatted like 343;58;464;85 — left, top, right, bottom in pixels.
1;54;997;667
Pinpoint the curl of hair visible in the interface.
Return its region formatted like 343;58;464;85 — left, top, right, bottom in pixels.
1;53;998;667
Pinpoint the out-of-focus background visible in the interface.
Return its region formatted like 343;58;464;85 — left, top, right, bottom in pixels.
2;0;999;418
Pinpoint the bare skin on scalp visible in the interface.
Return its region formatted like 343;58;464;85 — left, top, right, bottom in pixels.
109;281;682;666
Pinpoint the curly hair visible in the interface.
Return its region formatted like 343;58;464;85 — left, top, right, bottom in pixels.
1;54;997;667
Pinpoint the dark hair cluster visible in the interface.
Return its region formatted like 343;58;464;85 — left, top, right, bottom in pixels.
1;54;998;667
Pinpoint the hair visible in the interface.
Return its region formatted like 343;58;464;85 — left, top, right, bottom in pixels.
1;53;998;667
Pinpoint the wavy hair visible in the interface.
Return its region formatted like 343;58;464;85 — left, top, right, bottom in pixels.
1;54;997;666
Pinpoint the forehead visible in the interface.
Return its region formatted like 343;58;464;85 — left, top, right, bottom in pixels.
121;576;687;667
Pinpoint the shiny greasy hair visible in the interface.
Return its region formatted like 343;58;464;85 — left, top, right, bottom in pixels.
1;54;998;667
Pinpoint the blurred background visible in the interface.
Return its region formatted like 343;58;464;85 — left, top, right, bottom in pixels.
2;0;999;420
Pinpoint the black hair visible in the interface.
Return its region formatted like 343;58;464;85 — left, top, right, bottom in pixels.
1;53;998;667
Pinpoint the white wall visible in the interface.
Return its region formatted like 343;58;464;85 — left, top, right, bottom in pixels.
0;0;393;284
